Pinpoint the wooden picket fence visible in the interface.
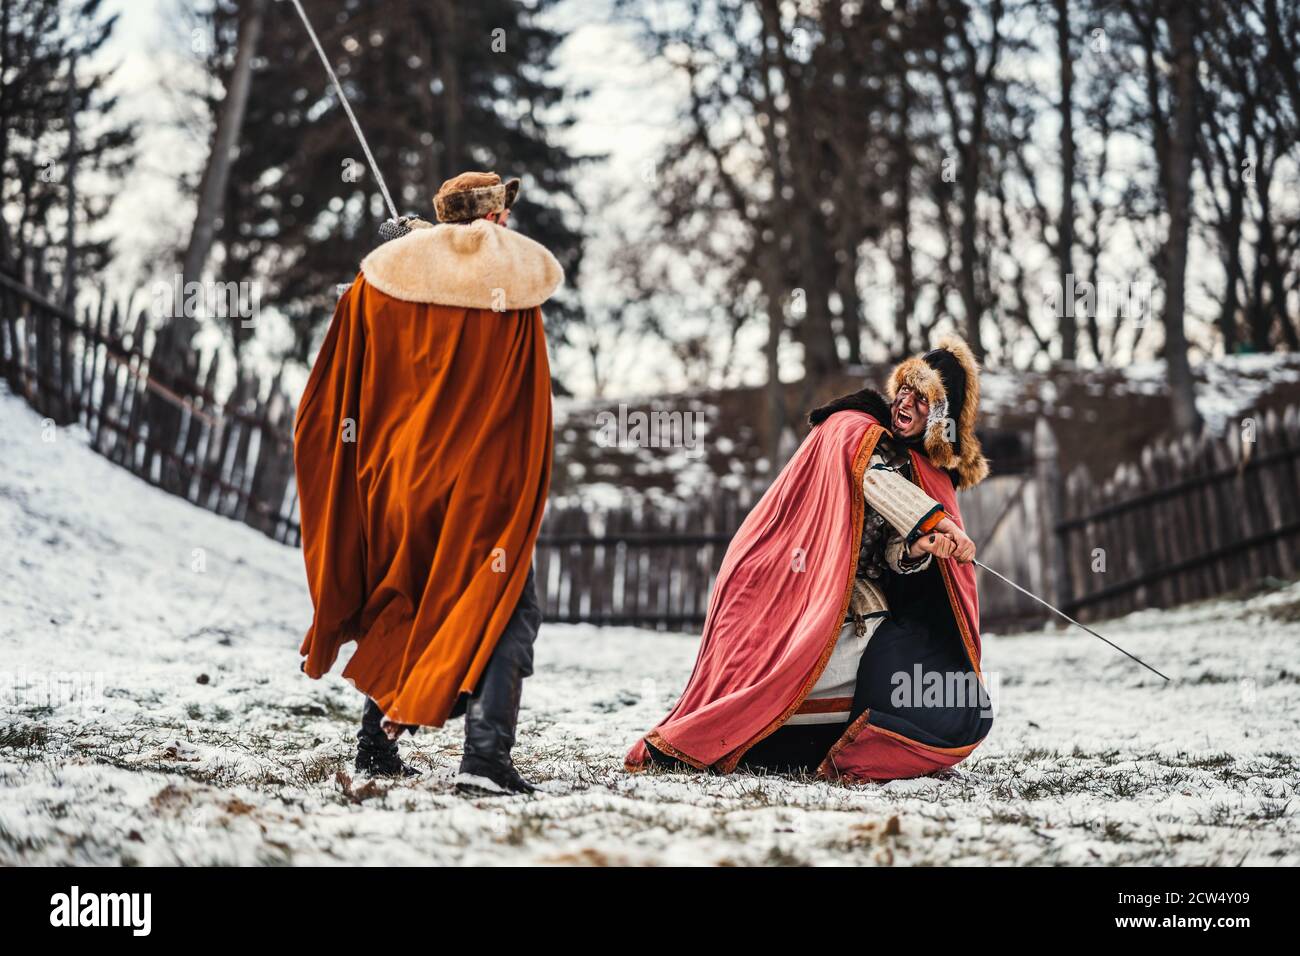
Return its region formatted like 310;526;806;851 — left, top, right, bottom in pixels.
534;492;756;628
4;269;1298;631
0;271;302;544
1055;406;1300;620
536;474;1047;631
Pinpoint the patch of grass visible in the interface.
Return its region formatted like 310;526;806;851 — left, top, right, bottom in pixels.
825;815;903;853
541;847;622;866
1106;772;1146;799
988;807;1040;828
988;771;1075;802
150;782;191;810
1082;818;1130;843
1193;803;1235;827
1264;598;1300;623
499;814;548;846
282;752;345;787
0;822;48;858
1245;798;1291;822
254;843;295;866
41;800;71;820
223;797;257;816
1188;673;1237;685
1021;747;1062;762
0;723;49;751
1184;752;1234;770
294;695;358;725
763;844;811;866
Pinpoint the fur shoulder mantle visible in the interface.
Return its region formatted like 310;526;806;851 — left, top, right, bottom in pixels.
808;387;892;426
360;220;564;310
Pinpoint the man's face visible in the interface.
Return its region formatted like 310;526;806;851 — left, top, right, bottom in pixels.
891;385;928;438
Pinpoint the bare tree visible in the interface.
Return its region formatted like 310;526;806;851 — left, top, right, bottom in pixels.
1053;0;1077;361
1159;0;1202;431
182;0;267;287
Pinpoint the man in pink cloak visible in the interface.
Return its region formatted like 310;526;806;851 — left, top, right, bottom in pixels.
626;335;992;782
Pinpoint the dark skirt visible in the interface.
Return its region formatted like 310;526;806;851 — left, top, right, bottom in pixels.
734;721;848;774
643;722;847;775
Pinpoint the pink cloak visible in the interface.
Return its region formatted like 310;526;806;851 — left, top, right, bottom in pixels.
625;410;988;782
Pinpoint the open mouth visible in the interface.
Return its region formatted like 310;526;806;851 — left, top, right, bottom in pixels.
895;408;914;429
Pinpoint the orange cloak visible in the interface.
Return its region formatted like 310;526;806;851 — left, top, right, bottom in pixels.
293;220;562;727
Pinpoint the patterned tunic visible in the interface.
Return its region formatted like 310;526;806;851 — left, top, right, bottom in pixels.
857;434;937;584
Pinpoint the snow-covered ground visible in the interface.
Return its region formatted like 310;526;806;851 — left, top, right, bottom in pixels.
1;386;1297;866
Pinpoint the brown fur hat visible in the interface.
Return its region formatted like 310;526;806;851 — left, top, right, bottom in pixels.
433;171;521;223
887;334;990;489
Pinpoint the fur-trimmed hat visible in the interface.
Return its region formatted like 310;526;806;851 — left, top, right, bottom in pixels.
433;171;521;223
887;334;990;489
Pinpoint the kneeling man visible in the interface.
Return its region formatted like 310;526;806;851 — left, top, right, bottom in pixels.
626;336;992;782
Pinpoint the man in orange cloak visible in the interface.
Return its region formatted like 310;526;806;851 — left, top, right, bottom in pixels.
294;171;562;794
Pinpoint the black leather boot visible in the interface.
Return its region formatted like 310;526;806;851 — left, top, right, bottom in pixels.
355;697;418;778
456;568;542;796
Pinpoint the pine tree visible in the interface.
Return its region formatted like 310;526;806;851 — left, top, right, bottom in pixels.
185;0;585;365
0;0;135;291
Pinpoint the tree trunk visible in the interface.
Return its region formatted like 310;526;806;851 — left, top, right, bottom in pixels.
1254;160;1300;350
893;78;916;357
1054;0;1076;362
0;0;12;270
762;270;788;470
1163;2;1202;434
959;151;984;360
61;55;78;311
181;0;267;292
156;0;266;490
837;250;862;366
433;0;463;177
1215;152;1244;354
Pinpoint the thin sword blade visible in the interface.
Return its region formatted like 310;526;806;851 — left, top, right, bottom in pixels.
286;0;399;222
973;559;1171;682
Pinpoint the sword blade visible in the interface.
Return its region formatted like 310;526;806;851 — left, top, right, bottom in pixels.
286;0;399;222
973;559;1171;682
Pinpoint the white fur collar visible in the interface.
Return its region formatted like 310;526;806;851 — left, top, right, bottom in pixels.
360;220;564;309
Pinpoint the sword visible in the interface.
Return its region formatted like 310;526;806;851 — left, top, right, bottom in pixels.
973;559;1172;682
285;0;406;232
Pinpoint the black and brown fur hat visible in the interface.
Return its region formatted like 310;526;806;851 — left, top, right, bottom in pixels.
433;171;521;224
887;333;990;489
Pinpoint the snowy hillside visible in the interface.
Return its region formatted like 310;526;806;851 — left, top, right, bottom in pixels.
1;385;1297;866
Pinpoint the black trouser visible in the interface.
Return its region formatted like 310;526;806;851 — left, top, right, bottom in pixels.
461;565;542;769
481;565;541;694
361;566;542;755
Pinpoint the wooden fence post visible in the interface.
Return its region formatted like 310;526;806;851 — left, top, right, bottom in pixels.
1034;417;1071;613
